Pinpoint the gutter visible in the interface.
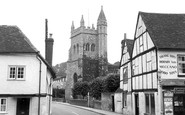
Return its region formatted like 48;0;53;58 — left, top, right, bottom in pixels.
36;55;42;115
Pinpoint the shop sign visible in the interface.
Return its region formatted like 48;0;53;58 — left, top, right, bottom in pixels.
159;54;177;78
174;88;185;94
164;91;173;115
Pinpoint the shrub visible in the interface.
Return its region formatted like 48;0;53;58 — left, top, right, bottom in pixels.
89;77;103;100
72;81;89;98
102;74;120;92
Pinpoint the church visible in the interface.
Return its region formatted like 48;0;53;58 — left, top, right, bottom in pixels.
65;6;108;100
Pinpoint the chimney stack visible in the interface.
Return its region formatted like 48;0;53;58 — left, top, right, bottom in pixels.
45;19;54;66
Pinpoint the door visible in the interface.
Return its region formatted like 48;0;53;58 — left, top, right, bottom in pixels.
16;98;30;115
135;94;139;115
112;95;115;112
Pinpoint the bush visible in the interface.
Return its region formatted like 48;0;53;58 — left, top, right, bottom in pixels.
72;81;89;99
53;88;65;98
89;77;103;100
102;74;120;92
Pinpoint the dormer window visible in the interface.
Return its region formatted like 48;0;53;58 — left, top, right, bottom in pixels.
8;66;25;80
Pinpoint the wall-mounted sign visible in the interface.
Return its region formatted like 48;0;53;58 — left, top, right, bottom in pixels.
164;91;173;115
174;88;185;94
159;54;177;78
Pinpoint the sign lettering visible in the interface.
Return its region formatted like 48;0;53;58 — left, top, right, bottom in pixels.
159;54;177;76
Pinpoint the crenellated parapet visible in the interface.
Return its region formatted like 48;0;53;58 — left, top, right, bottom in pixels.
71;26;97;38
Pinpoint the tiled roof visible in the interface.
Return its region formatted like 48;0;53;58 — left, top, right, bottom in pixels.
122;39;134;57
0;25;38;53
126;39;134;56
0;25;56;78
140;12;185;49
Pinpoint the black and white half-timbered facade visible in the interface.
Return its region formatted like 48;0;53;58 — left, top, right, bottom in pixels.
120;12;185;115
120;34;133;114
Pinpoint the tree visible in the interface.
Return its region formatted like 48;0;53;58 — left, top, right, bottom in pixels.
72;81;89;99
102;74;120;92
89;77;103;100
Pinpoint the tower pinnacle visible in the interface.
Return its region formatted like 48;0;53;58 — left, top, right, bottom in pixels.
80;15;85;27
71;21;75;31
98;6;106;21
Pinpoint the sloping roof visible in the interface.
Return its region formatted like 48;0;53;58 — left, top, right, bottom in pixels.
140;12;185;49
121;39;134;57
0;25;56;78
98;6;106;21
115;87;123;93
0;25;38;53
125;39;134;56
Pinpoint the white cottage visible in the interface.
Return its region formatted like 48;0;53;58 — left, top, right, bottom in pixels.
130;12;185;115
0;25;55;115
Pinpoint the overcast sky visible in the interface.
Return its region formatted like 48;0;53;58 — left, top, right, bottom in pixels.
1;0;185;65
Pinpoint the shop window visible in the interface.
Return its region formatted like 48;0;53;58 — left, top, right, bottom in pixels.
174;94;185;115
145;93;155;115
178;55;185;76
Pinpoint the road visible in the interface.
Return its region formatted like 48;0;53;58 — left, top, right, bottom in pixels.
52;102;103;115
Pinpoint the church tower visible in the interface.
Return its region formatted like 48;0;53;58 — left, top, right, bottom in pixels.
97;6;108;76
65;6;108;100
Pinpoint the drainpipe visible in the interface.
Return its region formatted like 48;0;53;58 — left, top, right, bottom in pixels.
36;55;42;115
48;78;52;115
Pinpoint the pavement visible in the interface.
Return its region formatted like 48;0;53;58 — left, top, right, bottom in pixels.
56;102;123;115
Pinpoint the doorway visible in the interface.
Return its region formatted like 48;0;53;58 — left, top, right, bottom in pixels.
112;95;115;112
16;98;30;115
135;94;139;115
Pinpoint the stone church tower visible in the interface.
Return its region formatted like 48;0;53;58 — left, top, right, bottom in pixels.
65;6;107;100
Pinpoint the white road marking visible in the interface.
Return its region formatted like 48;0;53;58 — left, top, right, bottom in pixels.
72;111;80;115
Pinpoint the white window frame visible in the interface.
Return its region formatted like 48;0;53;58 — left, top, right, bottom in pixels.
178;55;185;76
0;98;7;113
8;66;25;80
145;93;155;115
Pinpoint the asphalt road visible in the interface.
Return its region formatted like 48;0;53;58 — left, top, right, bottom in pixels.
52;102;103;115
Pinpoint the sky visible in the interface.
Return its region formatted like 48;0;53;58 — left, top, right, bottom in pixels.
1;0;185;65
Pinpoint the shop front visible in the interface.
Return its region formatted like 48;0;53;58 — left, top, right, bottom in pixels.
163;86;185;115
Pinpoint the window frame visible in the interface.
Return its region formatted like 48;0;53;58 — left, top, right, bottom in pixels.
0;98;7;113
145;93;155;115
177;55;185;76
8;66;26;80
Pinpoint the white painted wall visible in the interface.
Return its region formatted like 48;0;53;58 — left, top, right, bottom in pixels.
0;54;53;115
114;93;122;113
158;50;185;79
0;54;48;94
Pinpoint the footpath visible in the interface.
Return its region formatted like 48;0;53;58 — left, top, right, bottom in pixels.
57;102;123;115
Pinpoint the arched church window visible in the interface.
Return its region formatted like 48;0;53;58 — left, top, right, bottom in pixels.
73;45;76;53
86;43;90;51
91;44;95;51
83;43;86;51
77;44;79;54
